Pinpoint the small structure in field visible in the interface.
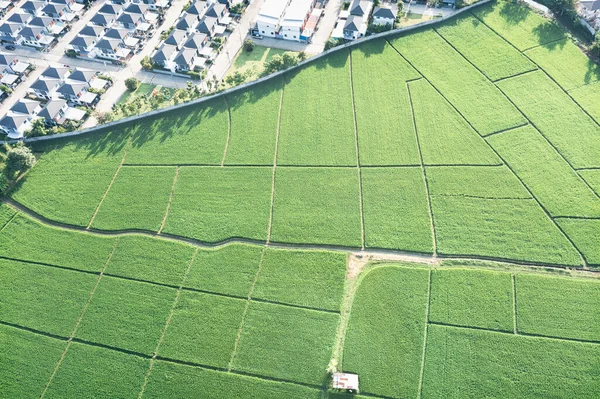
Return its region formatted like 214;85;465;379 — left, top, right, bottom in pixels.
332;372;359;393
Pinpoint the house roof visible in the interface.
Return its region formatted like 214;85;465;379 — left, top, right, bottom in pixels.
95;38;121;50
98;3;122;15
186;0;207;15
173;48;195;66
373;6;397;19
0;113;29;130
332;373;359;391
164;29;187;46
29;16;54;28
349;0;370;16
198;16;217;33
0;52;18;66
0;22;22;34
205;2;225;18
57;81;87;95
117;12;142;24
183;32;207;49
152;44;176;62
42;65;69;79
90;13;112;25
10;99;40;115
580;0;600;10
70;35;95;47
19;26;44;38
176;12;198;30
104;27;129;40
68;68;95;83
124;3;147;14
79;24;104;37
49;0;70;5
344;15;360;31
21;0;45;11
30;77;60;92
42;3;62;14
283;0;313;23
8;12;31;24
38;98;67;120
257;0;287;22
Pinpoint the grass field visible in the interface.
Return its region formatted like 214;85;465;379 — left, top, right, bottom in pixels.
226;46;295;83
3;1;600;396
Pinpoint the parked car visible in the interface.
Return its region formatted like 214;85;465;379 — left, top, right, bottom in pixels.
4;45;15;51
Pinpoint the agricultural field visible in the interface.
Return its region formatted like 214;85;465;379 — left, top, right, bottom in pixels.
2;0;600;396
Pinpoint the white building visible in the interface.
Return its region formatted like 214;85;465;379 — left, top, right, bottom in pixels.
255;0;289;38
280;0;314;41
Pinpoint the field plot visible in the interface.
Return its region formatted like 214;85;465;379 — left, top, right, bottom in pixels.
277;50;356;166
105;235;195;286
496;71;600;169
471;0;565;51
422;325;600;398
516;274;600;341
271;167;362;247
185;244;262;297
12;128;129;226
232;301;339;385
0;204;14;228
408;79;501;165
0;324;66;398
556;219;600;266
429;269;514;332
0;259;97;336
158;291;245;368
253;248;347;311
75;276;175;355
343;266;429;398
0;213;115;272
225;77;282;165
126;98;229;165
91;166;176;231
144;361;322;399
361;167;433;252
163;167;272;242
350;39;421;165
525;39;600;91
390;28;526;135
431;195;582;265
579;169;600;195
44;343;149;399
487;124;600;217
426;165;531;199
569;82;600;122
436;14;536;81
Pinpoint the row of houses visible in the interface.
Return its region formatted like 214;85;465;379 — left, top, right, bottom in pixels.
68;1;163;63
0;0;86;50
151;0;231;72
0;52;33;89
0;65;109;138
254;0;323;42
332;0;398;40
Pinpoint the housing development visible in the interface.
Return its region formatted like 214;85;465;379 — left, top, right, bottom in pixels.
0;0;599;397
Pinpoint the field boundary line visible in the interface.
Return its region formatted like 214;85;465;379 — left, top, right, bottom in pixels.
158;166;180;234
483;122;529;138
417;269;432;399
220;95;232;166
512;274;518;334
519;36;567;52
227;246;267;372
433;193;532;200
348;48;366;251
0;210;17;233
0;320;69;342
138;248;199;398
121;163;426;168
406;81;437;256
40;237;120;399
387;37;587;268
491;68;539;83
553;215;600;220
86;144;130;230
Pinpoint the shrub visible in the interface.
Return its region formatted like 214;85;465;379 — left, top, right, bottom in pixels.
140;56;153;70
262;52;299;76
125;77;140;91
65;49;78;58
25;118;48;138
225;70;248;87
95;111;114;125
4;142;35;178
244;39;254;52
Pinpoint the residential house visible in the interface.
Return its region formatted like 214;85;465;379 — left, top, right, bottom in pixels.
8;11;32;24
21;0;45;15
205;2;227;20
578;0;600;32
164;29;187;48
98;3;122;15
29;16;56;35
19;26;55;49
124;2;148;15
68;68;108;94
349;0;372;17
41;3;68;18
186;0;207;16
176;12;198;31
0;1;13;18
69;35;96;52
49;0;76;11
173;48;195;71
104;27;130;40
280;0;315;41
11;98;42;116
117;11;143;28
197;15;216;35
0;22;23;43
151;43;176;67
182;32;207;54
372;6;396;26
343;0;372;39
57;80;97;106
0;52;18;74
29;77;61;99
94;37;122;58
38;98;68;125
255;0;288;38
79;24;104;37
42;65;70;80
0;113;32;138
90;12;115;27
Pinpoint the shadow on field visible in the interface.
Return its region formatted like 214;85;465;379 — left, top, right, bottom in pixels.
352;38;387;58
226;74;284;113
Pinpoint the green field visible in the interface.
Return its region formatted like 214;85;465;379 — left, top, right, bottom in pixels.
2;0;600;396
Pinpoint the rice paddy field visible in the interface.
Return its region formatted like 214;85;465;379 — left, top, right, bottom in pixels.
2;0;600;397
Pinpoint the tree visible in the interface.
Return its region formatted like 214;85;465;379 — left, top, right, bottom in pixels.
4;142;35;178
262;52;299;76
140;56;153;70
243;39;254;52
25;118;48;138
95;111;114;125
590;36;600;58
125;77;140;91
225;70;248;87
298;51;307;61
